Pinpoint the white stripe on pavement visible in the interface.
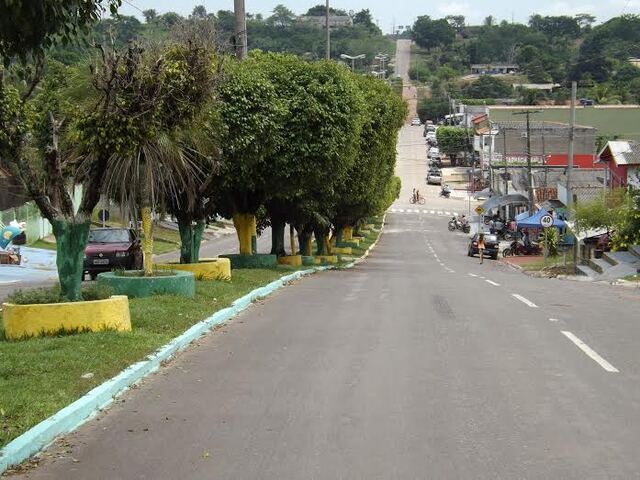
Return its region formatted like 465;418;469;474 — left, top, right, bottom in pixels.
398;209;405;212
468;273;478;277
485;280;500;286
561;331;619;373
445;211;451;216
511;294;538;308
430;210;435;214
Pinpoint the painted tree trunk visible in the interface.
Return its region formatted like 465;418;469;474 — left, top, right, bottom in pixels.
324;234;333;255
51;219;91;301
141;207;154;276
289;225;296;255
251;215;258;254
233;213;256;255
270;215;286;256
335;227;344;244
343;226;354;241
178;220;206;264
314;227;329;255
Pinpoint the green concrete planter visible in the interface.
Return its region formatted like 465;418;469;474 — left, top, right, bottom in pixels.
97;270;195;298
219;253;277;269
301;256;315;266
337;240;360;248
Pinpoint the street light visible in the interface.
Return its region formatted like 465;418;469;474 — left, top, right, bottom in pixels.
340;53;366;72
375;53;389;79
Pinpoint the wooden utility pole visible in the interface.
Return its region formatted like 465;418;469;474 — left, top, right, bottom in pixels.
325;0;330;60
513;110;541;213
234;0;247;59
567;81;577;208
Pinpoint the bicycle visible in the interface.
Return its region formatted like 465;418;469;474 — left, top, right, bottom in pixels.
410;195;426;205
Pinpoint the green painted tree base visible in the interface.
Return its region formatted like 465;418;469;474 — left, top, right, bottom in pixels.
336;241;360;248
301;256;315;266
219;254;277;269
97;271;195;298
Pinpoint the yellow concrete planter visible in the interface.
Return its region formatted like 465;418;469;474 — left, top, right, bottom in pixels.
332;247;353;255
156;258;231;280
2;296;131;340
313;255;338;265
277;255;302;266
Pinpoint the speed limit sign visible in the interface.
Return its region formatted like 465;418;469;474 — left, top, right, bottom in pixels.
540;214;554;228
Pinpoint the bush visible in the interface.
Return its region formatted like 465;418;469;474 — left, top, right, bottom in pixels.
408;64;431;81
7;284;113;305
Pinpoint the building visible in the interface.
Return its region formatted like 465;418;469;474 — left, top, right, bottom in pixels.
298;15;353;28
470;64;520;75
597;140;640;188
556;169;606;206
513;83;561;92
476;120;598;168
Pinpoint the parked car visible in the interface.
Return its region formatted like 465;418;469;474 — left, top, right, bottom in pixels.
411;117;422;126
467;233;499;260
428;147;441;159
579;98;594;106
427;170;442;185
83;228;143;280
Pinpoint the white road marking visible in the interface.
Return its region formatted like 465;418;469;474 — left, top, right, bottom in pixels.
437;211;444;215
398;209;405;212
430;210;435;214
390;208;397;212
445;211;451;216
468;273;478;277
453;212;459;217
512;294;538;308
561;331;619;373
422;210;428;213
549;318;560;322
485;280;500;286
413;209;420;213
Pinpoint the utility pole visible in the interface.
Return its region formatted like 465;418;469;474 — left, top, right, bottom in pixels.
567;81;577;208
234;0;247;59
513;110;541;213
503;127;508;194
325;0;330;60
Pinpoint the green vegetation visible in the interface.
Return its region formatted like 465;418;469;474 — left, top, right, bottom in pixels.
410;14;640;107
436;127;472;166
6;284;113;305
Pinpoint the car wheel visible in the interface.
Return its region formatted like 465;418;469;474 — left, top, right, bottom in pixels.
468;248;473;257
491;254;498;260
502;248;511;257
90;273;98;281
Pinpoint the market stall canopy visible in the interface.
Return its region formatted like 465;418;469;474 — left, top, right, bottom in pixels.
517;208;566;229
480;193;529;213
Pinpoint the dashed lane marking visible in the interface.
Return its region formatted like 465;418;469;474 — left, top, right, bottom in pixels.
512;294;538;308
561;331;619;373
485;280;500;286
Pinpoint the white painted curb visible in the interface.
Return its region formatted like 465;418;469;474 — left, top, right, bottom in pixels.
0;219;386;473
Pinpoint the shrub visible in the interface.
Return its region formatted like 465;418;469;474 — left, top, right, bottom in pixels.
7;284;113;305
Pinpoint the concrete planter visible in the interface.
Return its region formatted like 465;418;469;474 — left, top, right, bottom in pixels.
97;270;195;298
301;256;315;266
2;296;131;340
219;254;277;269
332;246;353;255
337;240;360;248
314;255;338;265
277;255;302;267
155;258;231;280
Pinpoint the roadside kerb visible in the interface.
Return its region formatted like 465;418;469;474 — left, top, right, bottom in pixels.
0;217;385;473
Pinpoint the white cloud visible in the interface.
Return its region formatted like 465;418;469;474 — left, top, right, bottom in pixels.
436;2;473;16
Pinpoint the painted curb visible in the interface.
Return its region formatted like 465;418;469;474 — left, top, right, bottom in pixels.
0;219;385;473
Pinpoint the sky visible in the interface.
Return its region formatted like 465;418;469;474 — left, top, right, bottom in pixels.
119;0;639;33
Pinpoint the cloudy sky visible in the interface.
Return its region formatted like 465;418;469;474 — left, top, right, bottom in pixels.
119;0;639;33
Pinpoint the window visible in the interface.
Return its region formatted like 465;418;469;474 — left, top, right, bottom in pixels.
88;229;132;243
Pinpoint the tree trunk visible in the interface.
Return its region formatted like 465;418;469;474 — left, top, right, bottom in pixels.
289;224;296;255
178;219;206;264
335;227;344;244
343;226;354;241
270;215;286;256
297;228;312;256
141;206;154;276
233;213;255;255
51;219;91;301
314;227;328;255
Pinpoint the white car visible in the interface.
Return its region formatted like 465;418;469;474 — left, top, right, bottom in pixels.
427;147;440;159
411;117;422;126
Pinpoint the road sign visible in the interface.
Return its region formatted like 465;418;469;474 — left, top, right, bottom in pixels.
99;209;110;222
540;214;554;228
474;206;485;215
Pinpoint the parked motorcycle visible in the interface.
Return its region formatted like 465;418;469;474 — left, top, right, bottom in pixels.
502;239;541;257
448;217;470;233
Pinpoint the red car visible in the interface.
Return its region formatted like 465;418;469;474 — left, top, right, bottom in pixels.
83;228;143;280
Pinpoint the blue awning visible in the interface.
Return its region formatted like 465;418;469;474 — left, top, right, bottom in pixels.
517;208;566;229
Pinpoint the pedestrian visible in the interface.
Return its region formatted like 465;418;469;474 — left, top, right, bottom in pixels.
489;218;495;234
412;188;416;203
478;233;486;264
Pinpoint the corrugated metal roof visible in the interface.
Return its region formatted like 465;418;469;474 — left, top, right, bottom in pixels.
492;120;595;131
600;140;640;166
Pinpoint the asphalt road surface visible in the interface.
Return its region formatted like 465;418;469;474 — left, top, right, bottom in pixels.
15;122;640;479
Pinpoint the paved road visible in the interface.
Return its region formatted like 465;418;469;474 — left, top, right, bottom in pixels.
17;123;640;479
395;39;417;121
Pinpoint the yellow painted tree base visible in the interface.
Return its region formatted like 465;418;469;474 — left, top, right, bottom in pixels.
277;255;302;266
156;258;231;280
332;247;353;255
313;255;338;265
2;296;131;340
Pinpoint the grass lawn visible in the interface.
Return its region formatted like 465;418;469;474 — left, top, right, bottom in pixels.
489;106;640;141
27;240;57;251
0;223;384;448
518;253;575;272
622;274;640;282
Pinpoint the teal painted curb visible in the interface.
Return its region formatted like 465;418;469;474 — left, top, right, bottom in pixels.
97;270;195;298
0;216;385;474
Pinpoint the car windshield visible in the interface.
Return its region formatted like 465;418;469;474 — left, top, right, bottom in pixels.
478;234;498;242
88;229;131;243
